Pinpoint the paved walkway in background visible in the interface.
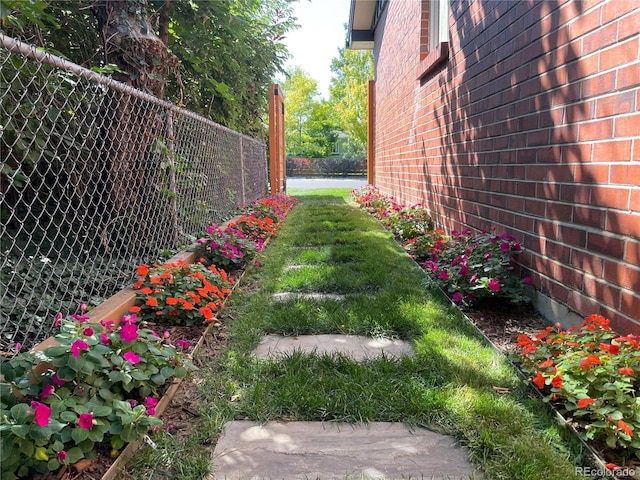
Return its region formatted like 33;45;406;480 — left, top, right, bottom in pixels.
286;176;368;191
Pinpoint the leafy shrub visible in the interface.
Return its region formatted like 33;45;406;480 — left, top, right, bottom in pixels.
194;224;257;271
242;194;299;223
132;261;234;325
422;228;531;305
382;205;433;240
227;214;277;243
516;314;640;459
0;310;194;479
405;229;449;262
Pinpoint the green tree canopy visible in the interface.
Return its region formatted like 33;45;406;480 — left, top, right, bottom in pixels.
1;0;300;136
282;66;337;157
329;47;373;157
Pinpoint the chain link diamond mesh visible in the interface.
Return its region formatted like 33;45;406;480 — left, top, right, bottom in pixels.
0;35;268;352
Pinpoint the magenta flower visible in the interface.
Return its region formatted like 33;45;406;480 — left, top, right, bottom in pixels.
484;251;492;260
78;412;93;429
452;292;463;303
120;323;139;343
488;279;501;292
14;342;21;351
83;327;94;337
175;339;190;350
70;339;89;357
100;319;115;331
123;351;140;364
145;397;159;408
121;314;138;325
524;276;532;285
41;384;55;399
57;450;67;462
499;242;510;252
459;264;469;277
70;314;89;323
53;312;63;328
469;273;478;283
438;269;449;280
52;373;66;386
30;401;51;427
101;333;112;345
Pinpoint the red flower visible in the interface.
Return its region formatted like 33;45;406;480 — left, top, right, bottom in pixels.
618;367;635;375
166;297;179;305
146;297;158;307
140;287;153;295
532;372;545;389
577;398;595;408
137;264;149;276
580;355;602;370
618;420;633;436
551;375;563;388
538;358;553;368
129;305;141;313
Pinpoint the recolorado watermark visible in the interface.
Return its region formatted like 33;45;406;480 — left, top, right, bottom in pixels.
576;466;636;477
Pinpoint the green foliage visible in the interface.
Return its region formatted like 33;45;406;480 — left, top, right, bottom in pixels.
517;314;640;460
194;224;258;271
328;47;374;157
0;311;194;479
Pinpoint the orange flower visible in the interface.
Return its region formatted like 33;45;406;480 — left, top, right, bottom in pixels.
199;307;214;321
150;276;162;284
207;302;218;311
133;280;143;289
577;398;595;408
146;298;158;307
580;355;602;370
166;297;179;305
182;301;194;310
187;293;201;304
618;420;633;436
129;306;141;313
137;264;149;276
538;358;554;368
532;372;545;389
618;367;635;375
140;287;153;295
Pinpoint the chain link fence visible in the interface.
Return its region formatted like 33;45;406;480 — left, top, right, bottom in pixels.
0;34;268;352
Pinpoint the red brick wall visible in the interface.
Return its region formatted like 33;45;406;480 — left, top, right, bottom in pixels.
372;0;640;333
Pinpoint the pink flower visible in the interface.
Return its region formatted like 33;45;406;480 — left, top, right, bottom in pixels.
121;314;138;325
101;333;112;345
78;412;93;429
458;264;469;277
83;327;94;337
100;319;115;331
469;273;478;283
176;339;190;350
123;351;140;364
14;342;21;351
524;276;532;285
500;242;510;252
484;251;492;260
57;450;67;462
79;303;88;312
488;279;501;292
53;312;63;328
70;339;89;357
452;292;463;303
145;397;159;408
120;323;139;343
41;384;55;399
70;314;89;323
30;401;51;427
52;373;66;386
439;269;449;280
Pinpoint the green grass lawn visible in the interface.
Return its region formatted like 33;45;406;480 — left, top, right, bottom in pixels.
126;188;588;480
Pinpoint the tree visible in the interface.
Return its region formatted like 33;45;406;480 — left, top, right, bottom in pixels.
329;46;373;157
282;66;333;157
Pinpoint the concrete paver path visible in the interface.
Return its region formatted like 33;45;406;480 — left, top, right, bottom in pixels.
212;420;479;480
253;334;413;361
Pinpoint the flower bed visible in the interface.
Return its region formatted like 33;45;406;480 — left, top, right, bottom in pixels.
1;194;298;480
352;186;640;477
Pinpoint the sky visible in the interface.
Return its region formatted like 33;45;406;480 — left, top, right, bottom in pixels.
280;0;352;100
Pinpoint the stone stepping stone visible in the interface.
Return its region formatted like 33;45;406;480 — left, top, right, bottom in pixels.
273;292;347;302
253;334;413;361
212;420;480;479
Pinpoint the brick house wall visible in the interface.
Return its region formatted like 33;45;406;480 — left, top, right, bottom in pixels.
371;0;639;333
